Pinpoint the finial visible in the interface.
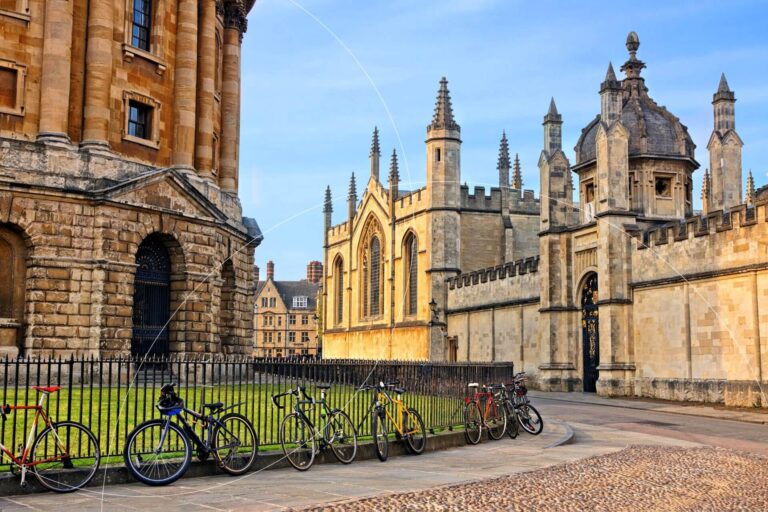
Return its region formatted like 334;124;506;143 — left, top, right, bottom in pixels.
701;169;710;199
497;131;510;171
348;172;357;201
747;169;755;205
324;185;333;213
370;126;380;157
621;31;646;79
512;153;523;190
626;31;640;55
428;77;460;132
388;149;400;185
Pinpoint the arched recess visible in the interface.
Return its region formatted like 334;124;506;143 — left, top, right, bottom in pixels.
402;230;418;317
358;214;385;320
131;232;186;358
580;272;599;392
219;259;236;353
333;255;344;326
0;224;29;357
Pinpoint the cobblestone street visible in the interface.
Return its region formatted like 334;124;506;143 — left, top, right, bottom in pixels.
307;446;768;512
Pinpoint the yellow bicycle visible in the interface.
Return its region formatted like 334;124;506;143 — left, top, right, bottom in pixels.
360;381;426;461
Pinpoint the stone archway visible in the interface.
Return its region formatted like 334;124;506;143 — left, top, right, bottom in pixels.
132;234;172;358
581;272;599;392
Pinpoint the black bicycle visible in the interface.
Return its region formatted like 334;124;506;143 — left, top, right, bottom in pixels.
124;383;259;486
272;385;358;471
503;372;543;435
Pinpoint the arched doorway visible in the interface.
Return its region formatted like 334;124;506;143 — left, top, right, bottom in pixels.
581;273;599;392
132;235;171;358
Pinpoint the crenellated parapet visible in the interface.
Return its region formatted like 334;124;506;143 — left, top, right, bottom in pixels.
461;185;502;211
446;256;539;290
508;188;540;214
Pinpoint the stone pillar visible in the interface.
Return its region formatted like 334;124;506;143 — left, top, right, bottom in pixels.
219;3;246;193
82;0;114;149
172;0;199;170
194;0;217;181
38;0;74;144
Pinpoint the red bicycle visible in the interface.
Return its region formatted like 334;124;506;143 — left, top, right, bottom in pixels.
463;383;507;444
1;386;100;492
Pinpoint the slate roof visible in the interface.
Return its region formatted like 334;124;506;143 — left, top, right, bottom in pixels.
255;279;319;310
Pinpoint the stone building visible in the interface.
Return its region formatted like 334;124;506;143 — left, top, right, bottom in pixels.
322;33;768;407
254;261;320;358
0;0;261;358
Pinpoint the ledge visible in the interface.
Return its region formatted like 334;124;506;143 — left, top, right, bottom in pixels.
122;44;168;76
0;8;30;23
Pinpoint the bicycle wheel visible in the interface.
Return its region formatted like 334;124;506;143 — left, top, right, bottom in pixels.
325;410;357;464
404;408;427;455
487;401;507;440
504;402;519;439
213;413;258;475
31;421;100;493
517;403;544;435
124;419;191;486
371;407;389;462
464;401;482;445
279;413;316;471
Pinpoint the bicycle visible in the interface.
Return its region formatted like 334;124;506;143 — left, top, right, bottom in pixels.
272;384;358;471
360;381;426;462
124;383;258;486
0;385;100;493
504;372;543;435
463;383;507;444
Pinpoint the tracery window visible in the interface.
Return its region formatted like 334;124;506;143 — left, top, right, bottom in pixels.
334;257;344;325
404;233;418;316
369;237;381;316
358;216;385;320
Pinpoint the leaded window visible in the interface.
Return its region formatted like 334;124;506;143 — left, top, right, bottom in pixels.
131;0;152;51
369;237;381;316
404;234;418;316
335;258;344;325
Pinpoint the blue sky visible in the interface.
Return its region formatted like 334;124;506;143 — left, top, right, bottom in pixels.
239;0;768;280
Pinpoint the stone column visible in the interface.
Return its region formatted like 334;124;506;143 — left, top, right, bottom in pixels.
171;0;199;170
37;0;74;144
219;3;246;193
194;0;216;181
82;0;114;149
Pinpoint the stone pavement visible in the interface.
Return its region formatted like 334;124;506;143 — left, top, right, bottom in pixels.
529;390;768;424
0;419;699;511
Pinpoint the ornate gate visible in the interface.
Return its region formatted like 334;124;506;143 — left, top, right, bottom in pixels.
132;237;171;358
581;273;599;392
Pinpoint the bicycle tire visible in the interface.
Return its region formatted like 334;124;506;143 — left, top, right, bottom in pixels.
503;401;519;439
279;412;316;471
124;419;191;486
464;401;482;445
404;408;427;455
371;407;389;462
31;421;100;493
487;400;507;440
326;410;358;464
517;403;544;435
213;413;258;475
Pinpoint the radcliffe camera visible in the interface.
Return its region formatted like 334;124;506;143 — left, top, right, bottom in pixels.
0;1;766;510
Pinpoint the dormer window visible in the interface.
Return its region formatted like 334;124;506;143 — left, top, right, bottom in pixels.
292;296;308;308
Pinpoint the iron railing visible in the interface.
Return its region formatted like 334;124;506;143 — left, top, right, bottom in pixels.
0;356;514;463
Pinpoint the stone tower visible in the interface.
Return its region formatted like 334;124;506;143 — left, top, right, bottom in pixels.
707;73;743;211
538;98;572;230
426;77;462;360
595;62;630;214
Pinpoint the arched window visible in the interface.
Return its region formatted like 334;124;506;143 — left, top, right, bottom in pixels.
334;258;344;325
369;237;381;316
404;233;418;316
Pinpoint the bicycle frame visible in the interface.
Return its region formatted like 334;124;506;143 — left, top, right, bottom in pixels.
155;402;244;458
374;387;418;437
287;389;337;446
466;386;504;427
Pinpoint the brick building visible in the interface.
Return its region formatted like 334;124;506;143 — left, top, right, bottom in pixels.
0;0;261;357
253;261;320;358
323;33;768;407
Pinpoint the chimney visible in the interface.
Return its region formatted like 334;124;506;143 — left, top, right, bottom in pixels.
254;265;260;283
266;260;275;281
306;261;323;284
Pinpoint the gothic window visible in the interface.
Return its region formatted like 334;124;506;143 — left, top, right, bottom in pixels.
369;237;381;317
404;233;418;316
334;257;344;325
131;0;152;51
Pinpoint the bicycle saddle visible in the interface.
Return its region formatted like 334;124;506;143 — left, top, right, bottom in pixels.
203;402;224;411
32;386;61;394
467;383;479;388
316;383;331;389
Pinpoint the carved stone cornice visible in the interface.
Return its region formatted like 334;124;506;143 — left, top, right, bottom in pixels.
223;1;248;40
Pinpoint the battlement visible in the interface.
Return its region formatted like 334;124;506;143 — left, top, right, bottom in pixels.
447;256;540;290
461;185;502;211
508;188;540;214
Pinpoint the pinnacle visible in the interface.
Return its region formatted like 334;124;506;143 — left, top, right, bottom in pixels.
548;97;558;116
429;77;460;131
605;62;617;82
701;169;710;199
718;73;731;93
370;126;380;157
497;131;510;171
512;153;523;190
324;186;333;213
348;172;357;200
388;149;400;184
747;169;755;204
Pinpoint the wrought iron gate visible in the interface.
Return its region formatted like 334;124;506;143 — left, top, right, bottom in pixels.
581;273;599;392
132;237;171;357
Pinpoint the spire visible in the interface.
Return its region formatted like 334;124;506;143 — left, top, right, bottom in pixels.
601;62;621;91
388;149;399;185
369;126;381;181
428;77;460;132
348;172;357;202
512;153;523;190
543;97;562;153
718;73;731;93
701;169;711;214
747;170;755;205
605;62;617;82
548;97;558;116
620;31;646;79
323;186;333;213
713;72;736;104
323;185;333;240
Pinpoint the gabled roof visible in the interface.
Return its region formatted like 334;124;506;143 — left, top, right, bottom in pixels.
255;279;319;311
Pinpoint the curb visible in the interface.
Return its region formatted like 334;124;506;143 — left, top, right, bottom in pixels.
544;419;575;449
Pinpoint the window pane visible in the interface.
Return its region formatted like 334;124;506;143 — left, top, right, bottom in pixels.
335;260;344;324
131;0;152;51
407;236;418;316
370;237;380;316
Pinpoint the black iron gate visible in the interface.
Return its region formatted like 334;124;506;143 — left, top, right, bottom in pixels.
132;237;171;357
581;273;599;392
